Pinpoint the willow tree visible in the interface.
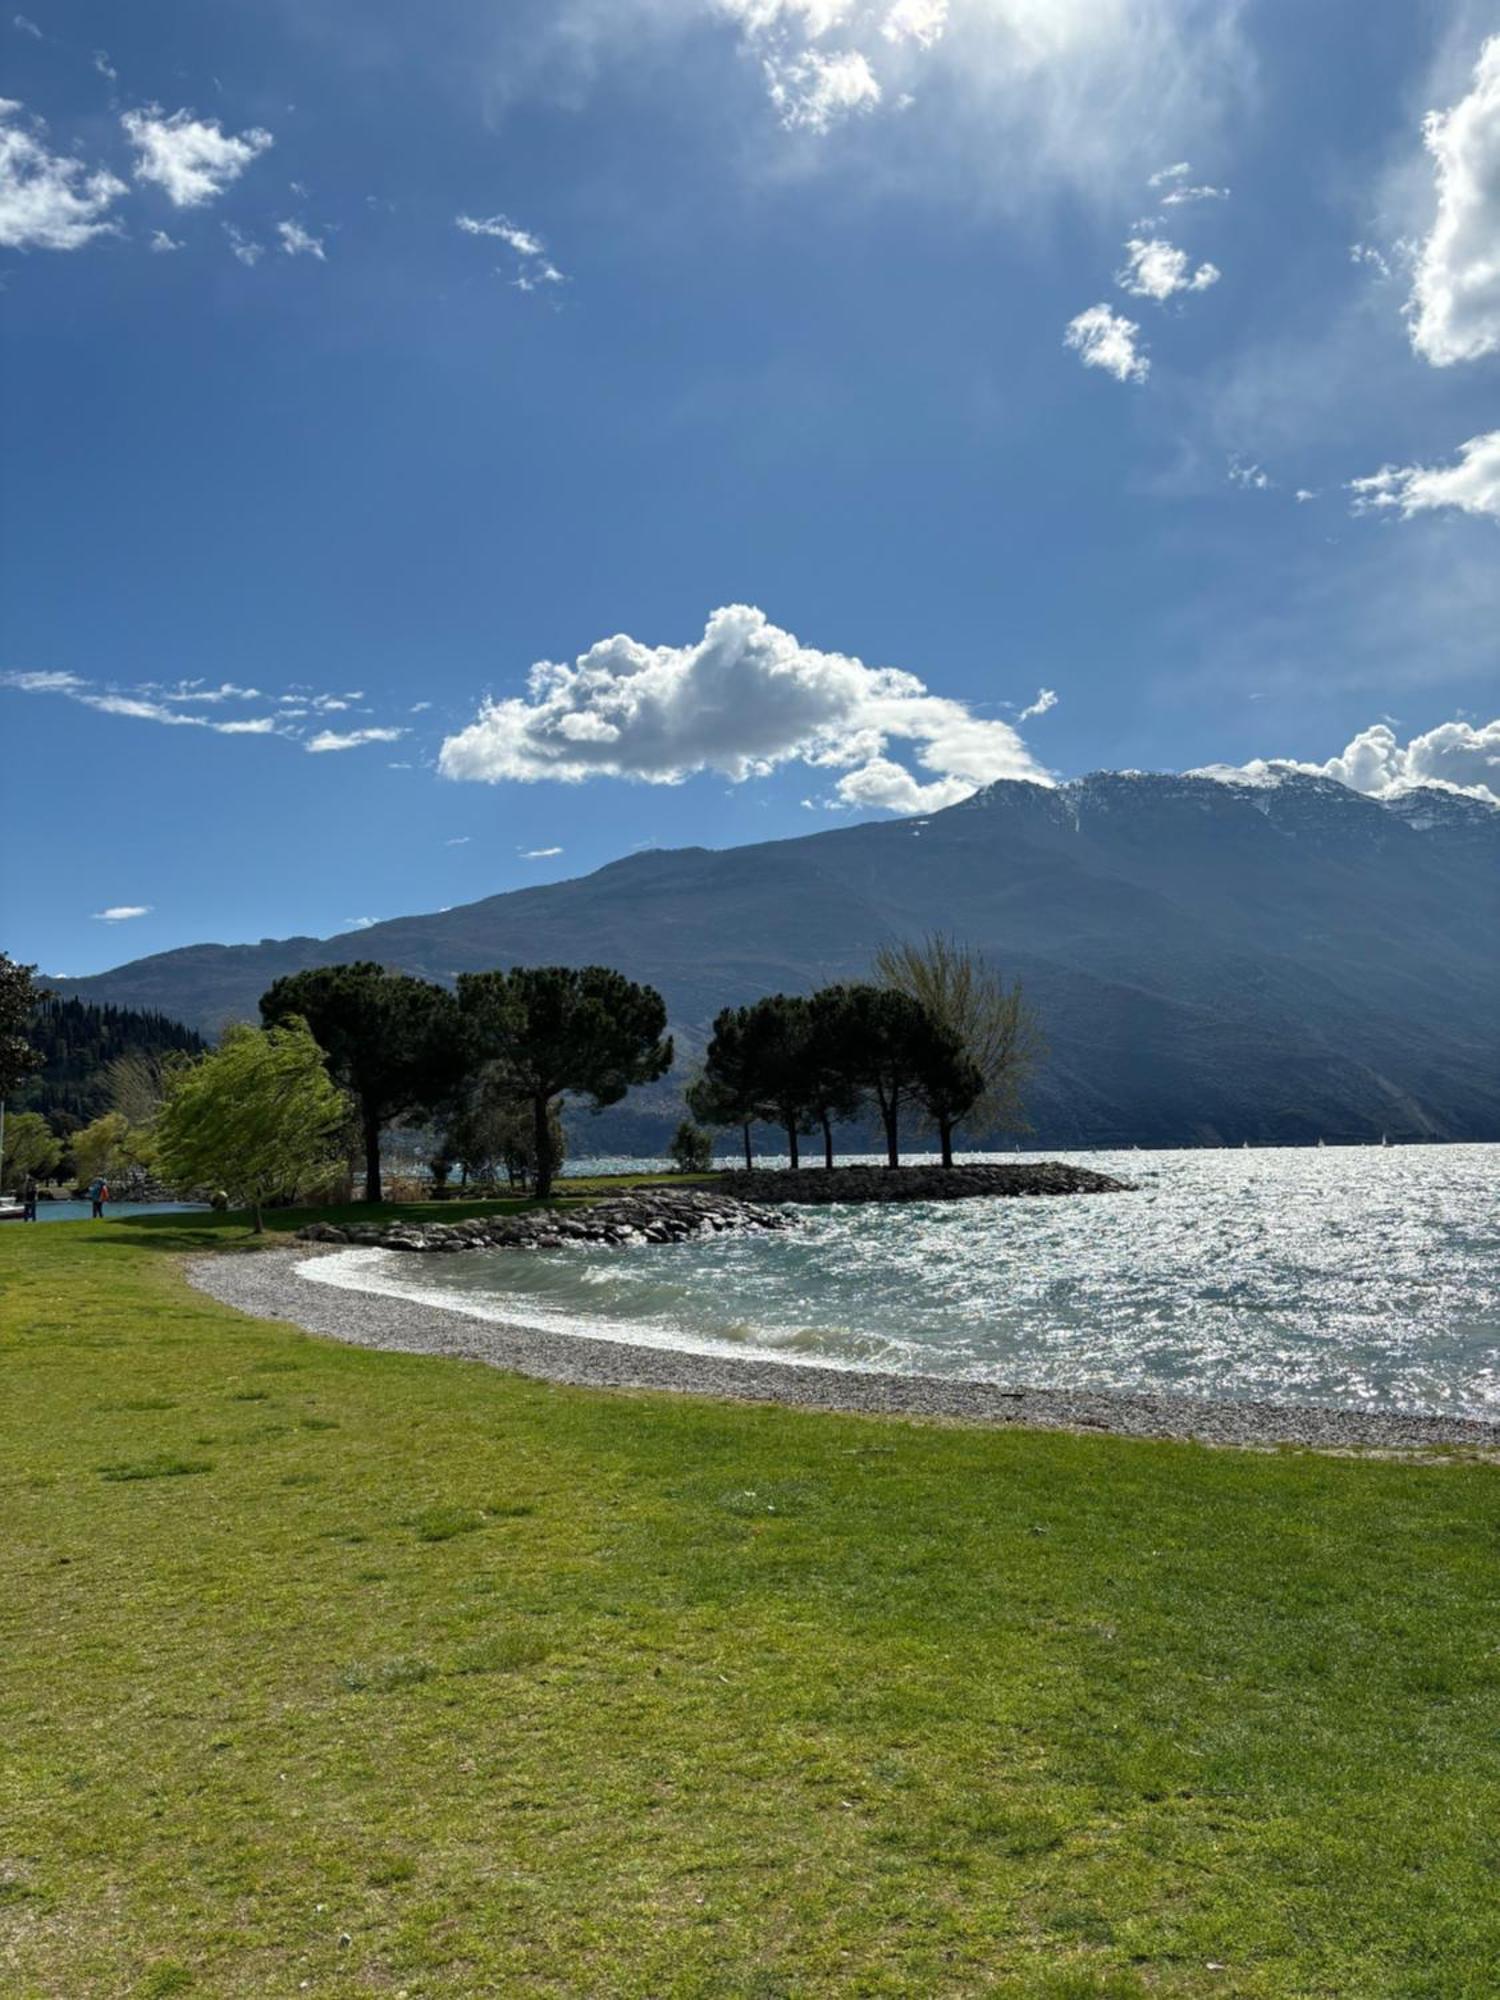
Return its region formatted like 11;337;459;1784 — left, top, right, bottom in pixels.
154;1019;346;1232
873;934;1046;1159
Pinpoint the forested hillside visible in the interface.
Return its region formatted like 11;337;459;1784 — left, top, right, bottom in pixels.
16;998;206;1126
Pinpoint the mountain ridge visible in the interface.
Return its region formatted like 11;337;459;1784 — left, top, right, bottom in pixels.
48;771;1500;1148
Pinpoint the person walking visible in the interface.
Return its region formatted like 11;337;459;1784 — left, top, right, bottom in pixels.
22;1174;39;1222
89;1176;108;1219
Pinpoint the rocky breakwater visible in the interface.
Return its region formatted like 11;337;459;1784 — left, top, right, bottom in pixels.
297;1186;797;1255
726;1162;1131;1204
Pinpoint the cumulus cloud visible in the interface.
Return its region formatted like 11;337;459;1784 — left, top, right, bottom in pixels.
148;228;183;253
439;603;1049;815
122;105;272;208
93;905;151;922
1064;302;1149;383
1200;718;1500;807
277;217;325;259
1117;235;1219;300
1408;36;1500;366
0;99;127;250
305;727;406;753
1349;430;1500;524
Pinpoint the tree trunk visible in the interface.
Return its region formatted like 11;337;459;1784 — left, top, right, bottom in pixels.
533;1089;555;1203
742;1122;753;1171
821;1113;835;1170
880;1086;900;1169
251;1198;264;1235
784;1118;800;1171
362;1107;383;1204
939;1113;954;1169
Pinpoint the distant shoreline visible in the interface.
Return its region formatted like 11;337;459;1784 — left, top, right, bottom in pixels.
190;1247;1500;1456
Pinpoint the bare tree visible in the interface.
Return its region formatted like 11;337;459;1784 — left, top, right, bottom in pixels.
873;934;1046;1157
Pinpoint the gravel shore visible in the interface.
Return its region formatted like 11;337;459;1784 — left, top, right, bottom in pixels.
188;1246;1500;1454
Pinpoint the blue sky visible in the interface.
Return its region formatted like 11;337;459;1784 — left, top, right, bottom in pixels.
2;0;1498;976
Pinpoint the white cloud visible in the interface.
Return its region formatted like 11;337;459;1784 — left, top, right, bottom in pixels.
11;13;40;38
1408;36;1500;366
456;210;567;289
93;50;117;83
2;668;87;693
439;603;1049;815
1204;719;1500;807
148;228;183;253
122;105;272;208
1148;160;1191;187
456;212;543;255
764;46;881;131
342;916;380;931
0;100;127;251
445;835;471;846
881;0;948;49
1228;456;1272;490
305;726;406;753
1349;241;1391;279
520;845;564;858
224;223;263;266
410;701;432;713
1117;235;1219;301
1349;430;1500;524
1161;182;1228;205
277;217;325;260
1294;487;1318;503
1;668;408;748
93;905;151;923
1017;687;1057;721
1064;302;1149;383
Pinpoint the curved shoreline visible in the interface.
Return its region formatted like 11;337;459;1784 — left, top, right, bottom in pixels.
187;1246;1500;1454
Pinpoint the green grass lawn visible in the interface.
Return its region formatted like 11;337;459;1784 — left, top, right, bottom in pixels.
3;1206;1499;1998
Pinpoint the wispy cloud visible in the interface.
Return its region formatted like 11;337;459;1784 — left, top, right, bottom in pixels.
93;904;151;922
305;726;406;754
1;667;410;751
1016;688;1057;722
520;846;564;859
277;217;325;260
456;211;567;292
223;222;263;266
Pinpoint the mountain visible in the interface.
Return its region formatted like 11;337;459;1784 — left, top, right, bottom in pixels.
52;771;1500;1147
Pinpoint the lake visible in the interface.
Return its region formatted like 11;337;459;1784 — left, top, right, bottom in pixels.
306;1145;1500;1417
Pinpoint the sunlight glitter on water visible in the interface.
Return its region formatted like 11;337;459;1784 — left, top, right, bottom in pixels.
305;1146;1500;1416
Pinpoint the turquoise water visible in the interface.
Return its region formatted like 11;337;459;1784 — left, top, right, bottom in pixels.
13;1201;208;1224
305;1145;1500;1417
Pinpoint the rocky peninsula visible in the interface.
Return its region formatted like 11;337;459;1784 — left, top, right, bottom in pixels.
295;1161;1129;1255
727;1162;1129;1205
